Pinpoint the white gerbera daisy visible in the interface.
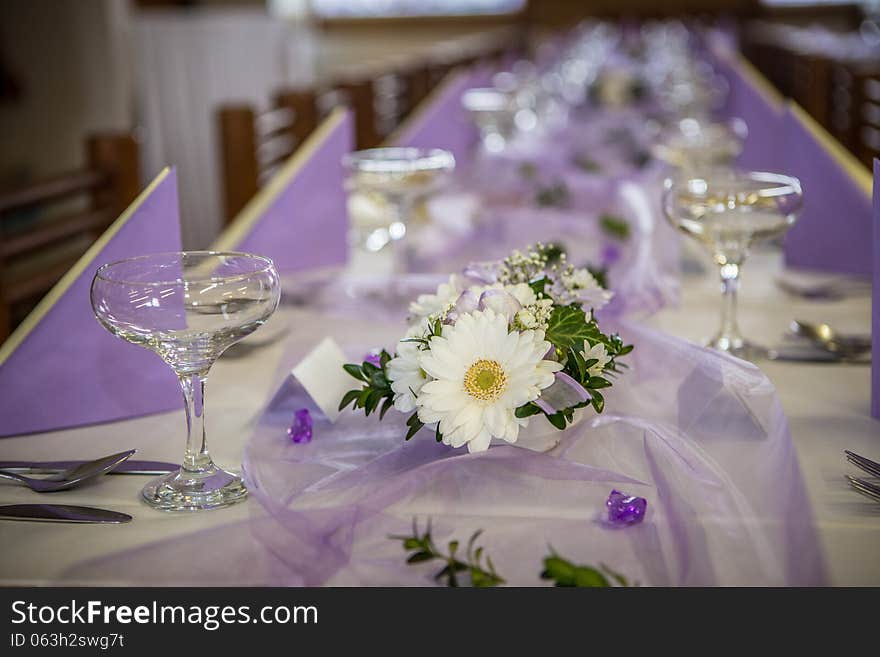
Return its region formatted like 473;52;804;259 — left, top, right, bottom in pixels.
386;326;430;412
416;308;562;453
581;340;610;377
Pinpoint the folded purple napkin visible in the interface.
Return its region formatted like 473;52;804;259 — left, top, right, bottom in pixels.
393;65;493;161
0;168;183;437
213;109;353;274
873;159;879;419
782;104;873;276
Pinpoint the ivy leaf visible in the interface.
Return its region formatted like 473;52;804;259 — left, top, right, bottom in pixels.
546;305;593;350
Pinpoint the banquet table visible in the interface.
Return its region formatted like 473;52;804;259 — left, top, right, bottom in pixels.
0;242;876;586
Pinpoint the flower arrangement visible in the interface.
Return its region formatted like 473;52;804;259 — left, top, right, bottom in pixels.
339;244;632;453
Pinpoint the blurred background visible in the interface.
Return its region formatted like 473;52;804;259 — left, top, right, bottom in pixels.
0;0;878;338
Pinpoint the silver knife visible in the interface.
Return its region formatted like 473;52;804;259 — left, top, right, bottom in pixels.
0;459;177;476
0;504;132;524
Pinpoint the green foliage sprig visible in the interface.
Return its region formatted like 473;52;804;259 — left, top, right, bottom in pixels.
338;350;395;420
515;304;633;430
392;520;505;588
395;521;632;587
541;550;634;587
599;214;631;241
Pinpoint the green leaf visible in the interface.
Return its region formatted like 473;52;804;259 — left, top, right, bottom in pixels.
546;412;567;430
618;344;634;356
588;376;612;389
338;389;361;411
343;363;366;382
406;552;434;563
379;397;394;420
590;390;605;413
599;214;631;241
528;276;549;298
545;305;593;350
404;413;424;441
515;403;543;419
402;538;421;550
572;566;611;587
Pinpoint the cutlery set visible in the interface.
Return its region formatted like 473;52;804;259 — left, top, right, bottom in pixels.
767;320;871;364
0;451;176;524
845;451;880;505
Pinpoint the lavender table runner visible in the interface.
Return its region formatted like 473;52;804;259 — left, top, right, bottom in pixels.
213;108;353;274
0;168;182;437
782;104;873;276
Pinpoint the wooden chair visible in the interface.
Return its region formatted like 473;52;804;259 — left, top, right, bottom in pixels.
0;134;140;342
217;90;321;225
854;66;880;168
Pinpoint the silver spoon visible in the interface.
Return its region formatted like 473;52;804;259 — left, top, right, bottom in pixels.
0;449;136;492
789;320;871;358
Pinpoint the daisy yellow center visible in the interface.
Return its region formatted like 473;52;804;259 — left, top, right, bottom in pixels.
463;359;507;402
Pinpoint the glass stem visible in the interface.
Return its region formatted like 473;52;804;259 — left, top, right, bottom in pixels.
718;262;742;343
178;371;213;473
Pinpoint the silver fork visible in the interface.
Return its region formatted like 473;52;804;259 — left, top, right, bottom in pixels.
846;475;880;503
845;450;880;478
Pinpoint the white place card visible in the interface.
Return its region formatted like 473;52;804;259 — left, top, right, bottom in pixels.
291;337;353;423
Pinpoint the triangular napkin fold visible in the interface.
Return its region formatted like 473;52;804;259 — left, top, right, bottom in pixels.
0;167;183;437
212;108;353;274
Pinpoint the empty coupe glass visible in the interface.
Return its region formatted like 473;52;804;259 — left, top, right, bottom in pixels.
91;251;280;511
652;117;747;172
343;147;455;261
461;88;518;153
663;171;803;359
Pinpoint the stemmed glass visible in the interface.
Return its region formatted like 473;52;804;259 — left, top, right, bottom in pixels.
652;117;748;173
343;147;455;262
91;251;281;511
461;88;518;153
663;171;803;360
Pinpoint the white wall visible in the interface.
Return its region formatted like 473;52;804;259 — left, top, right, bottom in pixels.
0;0;132;184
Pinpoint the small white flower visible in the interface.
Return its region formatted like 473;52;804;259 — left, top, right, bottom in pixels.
581;341;611;377
416;308;562;453
386;326;430;412
515;308;538;329
409;275;465;320
506;283;537;307
562;267;613;312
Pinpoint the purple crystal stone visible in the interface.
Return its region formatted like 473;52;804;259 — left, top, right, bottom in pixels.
288;409;313;444
606;489;646;526
364;352;382;367
601;243;622;267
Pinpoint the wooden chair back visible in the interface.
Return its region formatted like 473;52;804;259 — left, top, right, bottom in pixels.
0;134;140;342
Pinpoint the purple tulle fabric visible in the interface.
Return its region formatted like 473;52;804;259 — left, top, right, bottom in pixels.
231;318;825;586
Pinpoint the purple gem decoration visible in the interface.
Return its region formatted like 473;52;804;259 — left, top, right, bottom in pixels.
363;352;382;367
288;408;313;444
606;489;647;526
601;243;622;267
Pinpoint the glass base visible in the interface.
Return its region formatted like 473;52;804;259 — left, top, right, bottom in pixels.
705;335;771;362
141;465;247;512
